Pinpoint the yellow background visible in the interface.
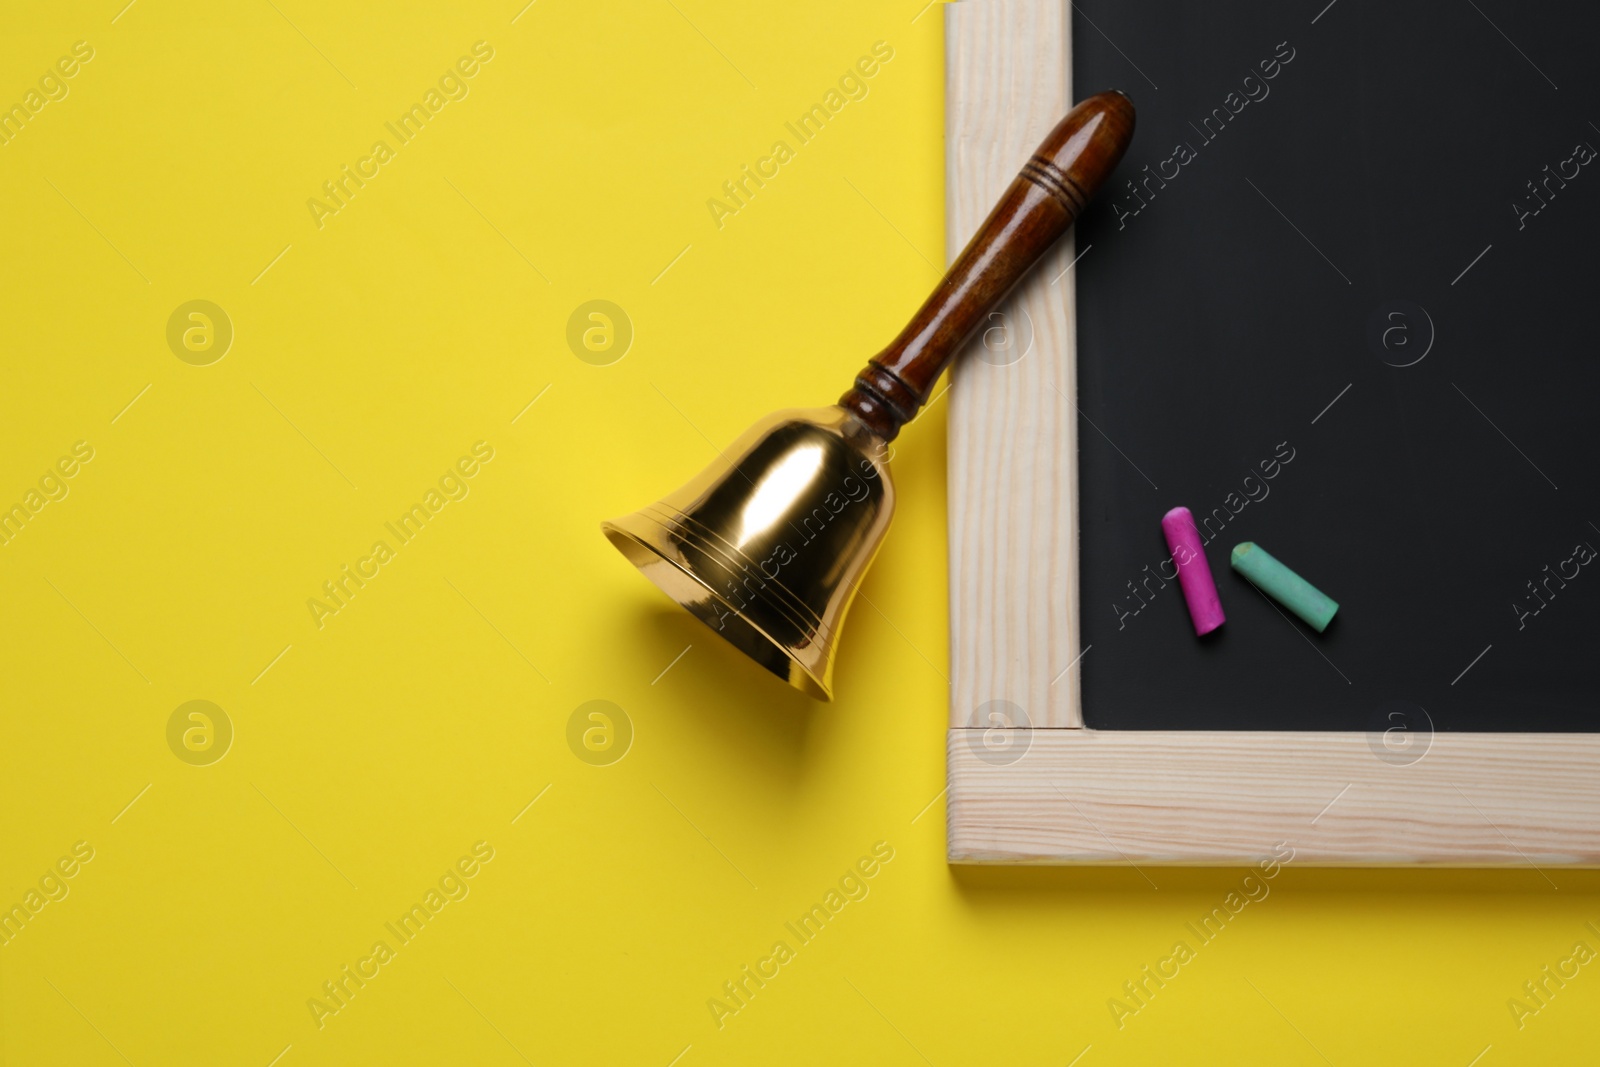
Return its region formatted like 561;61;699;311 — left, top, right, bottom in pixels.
2;1;1597;1064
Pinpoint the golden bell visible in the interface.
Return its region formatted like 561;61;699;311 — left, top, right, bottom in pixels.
604;407;893;700
603;92;1136;699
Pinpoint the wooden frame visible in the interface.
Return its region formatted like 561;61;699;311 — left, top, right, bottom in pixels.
942;0;1600;866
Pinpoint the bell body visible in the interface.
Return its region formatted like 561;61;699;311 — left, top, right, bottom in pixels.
603;406;895;700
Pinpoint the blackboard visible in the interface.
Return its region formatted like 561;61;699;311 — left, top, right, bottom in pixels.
1072;0;1600;730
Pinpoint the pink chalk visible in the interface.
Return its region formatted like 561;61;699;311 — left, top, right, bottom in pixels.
1161;506;1226;636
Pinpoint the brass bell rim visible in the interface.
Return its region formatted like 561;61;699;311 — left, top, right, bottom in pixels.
609;505;837;647
600;512;835;701
636;502;837;643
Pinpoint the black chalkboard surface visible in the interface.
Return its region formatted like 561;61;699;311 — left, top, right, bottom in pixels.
1071;0;1600;730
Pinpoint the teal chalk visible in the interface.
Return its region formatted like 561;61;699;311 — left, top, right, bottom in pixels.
1230;542;1339;633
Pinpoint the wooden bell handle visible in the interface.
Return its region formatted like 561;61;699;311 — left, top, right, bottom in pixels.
839;90;1135;441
